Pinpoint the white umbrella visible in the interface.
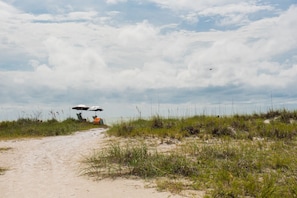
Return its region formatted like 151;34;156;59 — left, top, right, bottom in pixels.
72;104;90;111
72;104;90;121
88;106;103;111
88;106;103;116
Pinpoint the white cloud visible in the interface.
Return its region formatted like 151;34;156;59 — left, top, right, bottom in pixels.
199;2;273;16
2;4;297;90
217;13;249;26
150;0;274;27
0;1;20;17
117;20;159;47
180;12;199;24
150;0;271;12
106;0;127;4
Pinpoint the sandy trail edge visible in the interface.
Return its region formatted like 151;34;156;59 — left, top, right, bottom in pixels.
0;128;182;198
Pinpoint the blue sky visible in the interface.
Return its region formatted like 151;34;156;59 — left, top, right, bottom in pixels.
1;0;297;122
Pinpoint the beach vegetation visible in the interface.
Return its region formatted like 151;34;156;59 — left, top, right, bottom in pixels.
0;117;106;139
84;109;297;197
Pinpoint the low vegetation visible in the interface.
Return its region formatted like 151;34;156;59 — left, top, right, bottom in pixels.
0;117;106;139
84;109;297;197
107;109;297;140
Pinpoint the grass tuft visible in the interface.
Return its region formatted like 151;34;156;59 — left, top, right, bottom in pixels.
83;143;200;179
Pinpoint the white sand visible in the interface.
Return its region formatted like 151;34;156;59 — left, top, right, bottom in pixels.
0;129;183;198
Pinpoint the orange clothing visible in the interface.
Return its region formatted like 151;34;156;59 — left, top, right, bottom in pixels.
93;117;101;124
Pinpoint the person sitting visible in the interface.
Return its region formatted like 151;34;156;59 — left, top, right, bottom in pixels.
93;116;104;125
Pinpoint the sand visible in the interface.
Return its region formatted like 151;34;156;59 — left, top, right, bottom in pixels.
0;128;183;198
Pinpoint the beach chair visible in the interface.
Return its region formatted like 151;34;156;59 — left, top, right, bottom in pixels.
76;113;87;122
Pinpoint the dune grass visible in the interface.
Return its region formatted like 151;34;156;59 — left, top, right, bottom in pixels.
107;109;297;140
0;117;106;139
84;109;297;197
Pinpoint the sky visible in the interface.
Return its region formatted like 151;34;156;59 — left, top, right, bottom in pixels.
1;0;297;122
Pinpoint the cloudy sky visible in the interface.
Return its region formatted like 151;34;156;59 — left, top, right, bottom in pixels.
1;0;297;121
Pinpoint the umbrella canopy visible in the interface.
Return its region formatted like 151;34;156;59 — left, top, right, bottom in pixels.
88;106;103;111
72;104;90;111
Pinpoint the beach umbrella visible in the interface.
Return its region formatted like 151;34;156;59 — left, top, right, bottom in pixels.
72;104;90;121
88;106;103;111
88;106;103;116
72;104;90;111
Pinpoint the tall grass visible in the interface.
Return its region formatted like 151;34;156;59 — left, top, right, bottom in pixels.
85;109;297;197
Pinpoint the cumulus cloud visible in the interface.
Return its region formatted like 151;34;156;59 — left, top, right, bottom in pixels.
2;4;297;90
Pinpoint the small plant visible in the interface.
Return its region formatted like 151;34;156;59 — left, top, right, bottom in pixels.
0;167;7;175
156;179;185;194
151;115;164;129
182;125;200;135
0;147;12;175
0;147;12;151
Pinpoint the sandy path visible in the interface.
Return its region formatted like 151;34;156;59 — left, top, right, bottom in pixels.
0;128;182;198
